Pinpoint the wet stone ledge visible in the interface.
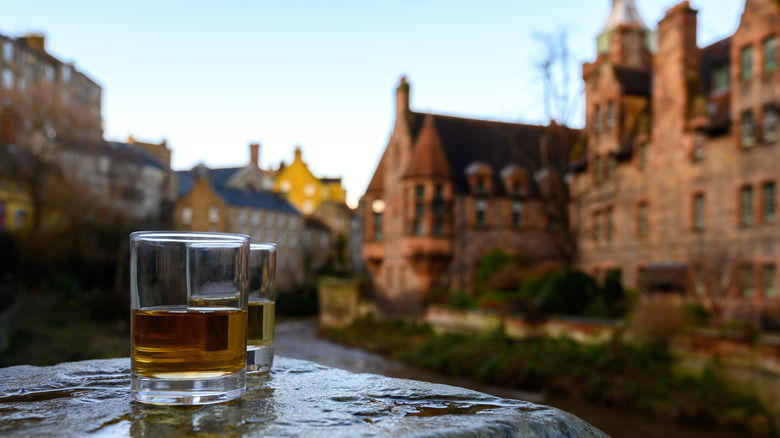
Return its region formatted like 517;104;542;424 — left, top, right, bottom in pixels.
0;357;606;437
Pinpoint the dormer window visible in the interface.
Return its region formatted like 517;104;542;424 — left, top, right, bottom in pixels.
465;161;492;195
710;65;728;95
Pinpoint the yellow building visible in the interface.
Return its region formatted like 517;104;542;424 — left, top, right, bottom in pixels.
0;179;33;231
273;146;346;216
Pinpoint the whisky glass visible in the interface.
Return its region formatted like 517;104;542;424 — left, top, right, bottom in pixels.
130;231;250;405
246;243;276;373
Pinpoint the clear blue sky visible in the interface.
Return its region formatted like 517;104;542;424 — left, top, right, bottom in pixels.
0;0;742;206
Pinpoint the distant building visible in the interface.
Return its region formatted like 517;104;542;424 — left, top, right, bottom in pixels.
174;145;307;292
572;0;780;313
361;77;579;316
0;33;103;146
273;146;347;216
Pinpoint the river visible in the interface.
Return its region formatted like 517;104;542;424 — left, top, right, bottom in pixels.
275;318;741;438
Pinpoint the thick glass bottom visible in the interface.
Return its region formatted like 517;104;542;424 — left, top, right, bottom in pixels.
131;369;246;405
246;345;274;374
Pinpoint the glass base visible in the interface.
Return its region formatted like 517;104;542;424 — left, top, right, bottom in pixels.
246;345;274;374
131;369;246;405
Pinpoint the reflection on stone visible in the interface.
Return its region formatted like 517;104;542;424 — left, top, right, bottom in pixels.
0;357;606;437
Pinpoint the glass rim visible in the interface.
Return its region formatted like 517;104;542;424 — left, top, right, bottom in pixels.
130;231;250;243
250;242;277;252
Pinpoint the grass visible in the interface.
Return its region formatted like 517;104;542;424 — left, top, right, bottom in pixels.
322;318;775;436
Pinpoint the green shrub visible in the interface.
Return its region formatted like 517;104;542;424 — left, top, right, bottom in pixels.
538;270;600;315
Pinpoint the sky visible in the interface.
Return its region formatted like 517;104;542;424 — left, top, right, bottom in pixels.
0;0;743;207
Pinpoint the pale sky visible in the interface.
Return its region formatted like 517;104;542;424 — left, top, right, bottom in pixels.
0;0;742;207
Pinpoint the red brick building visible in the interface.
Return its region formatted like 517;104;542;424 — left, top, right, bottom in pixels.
362;78;578;316
573;0;780;314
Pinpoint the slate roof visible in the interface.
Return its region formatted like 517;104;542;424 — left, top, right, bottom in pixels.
214;186;300;215
699;37;731;134
410;112;579;196
177;166;301;216
61;140;170;170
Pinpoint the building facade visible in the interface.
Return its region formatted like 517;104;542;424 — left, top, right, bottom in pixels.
174;147;306;292
572;0;780;314
361;78;578;316
0;33;102;146
273;146;347;216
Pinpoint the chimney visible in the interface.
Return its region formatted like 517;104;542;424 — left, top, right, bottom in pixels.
653;1;699;130
250;142;260;168
20;33;46;52
396;76;410;118
294;145;302;162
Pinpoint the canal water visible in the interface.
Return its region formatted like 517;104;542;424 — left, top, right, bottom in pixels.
275;318;741;438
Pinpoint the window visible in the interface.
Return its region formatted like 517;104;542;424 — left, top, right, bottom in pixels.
304;184;315;197
693;265;705;296
2;41;11;62
371;199;384;241
208;206;219;224
1;69;12;90
414;184;425;235
741;111;756;147
692;132;705;160
236;209;247;225
741;45;753;80
13;209;26;230
61;65;71;83
302;200;313;215
181;207;192;225
741;185;754;226
606;101;616;128
763;36;777;73
741;264;755;297
265;212;274;228
763;106;778;142
277;214;286;229
433;184;445;236
637;202;648;237
289;216;298;230
763;182;776;222
594;105;602;133
43;64;55;83
476;178;487;195
764;264;777;298
512;200;523;229
512;181;522;197
607;155;616;180
605;207;614;242
711;65;729;94
279;180;291;193
594;210;602;241
594;155;603;182
475;198;487;228
693;193;705;231
638;144;647;170
251;211;261;227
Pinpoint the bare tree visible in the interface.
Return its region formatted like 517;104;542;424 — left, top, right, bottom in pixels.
533;29;584;269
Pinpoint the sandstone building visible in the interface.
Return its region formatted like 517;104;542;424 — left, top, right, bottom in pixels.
361;78;578;315
572;0;780;314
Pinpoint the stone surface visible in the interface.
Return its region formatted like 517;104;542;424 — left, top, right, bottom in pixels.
0;356;607;437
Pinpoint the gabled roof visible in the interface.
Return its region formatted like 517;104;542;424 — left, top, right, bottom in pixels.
403;114;453;180
365;149;387;195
